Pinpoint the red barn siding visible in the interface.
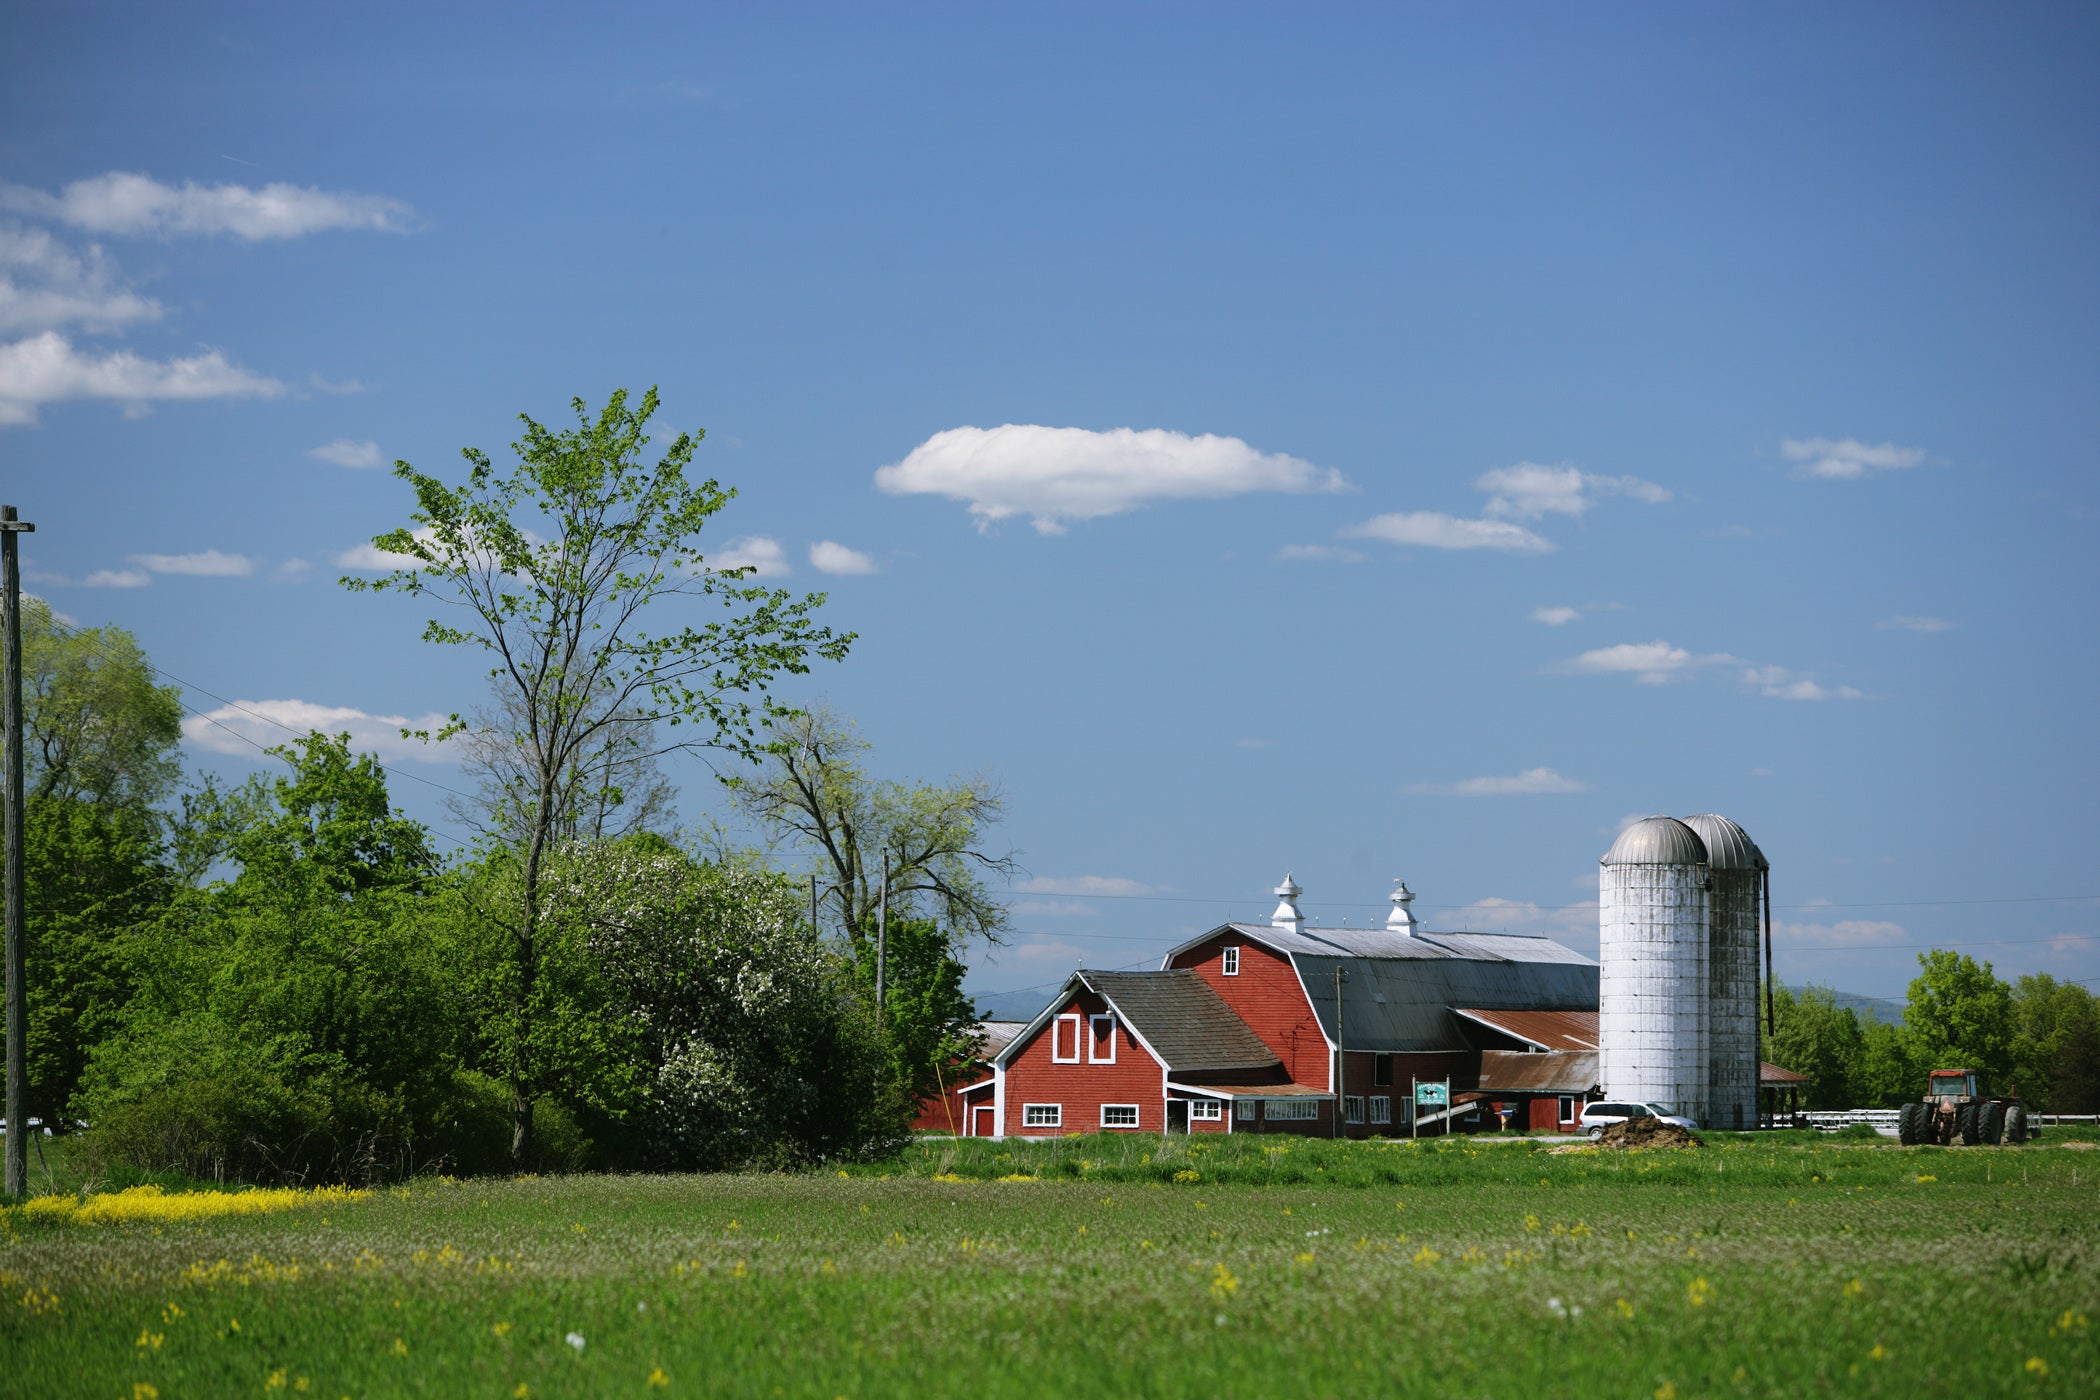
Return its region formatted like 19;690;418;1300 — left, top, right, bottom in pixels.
1169;933;1330;1088
1001;988;1165;1136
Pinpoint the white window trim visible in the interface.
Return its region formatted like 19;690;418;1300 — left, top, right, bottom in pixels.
1369;1095;1391;1124
1268;1099;1320;1121
1100;1103;1141;1129
1051;1013;1081;1064
1558;1095;1577;1125
1188;1100;1222;1121
1345;1095;1366;1125
1222;945;1241;976
1088;1013;1117;1065
1022;1103;1062;1128
1234;1099;1257;1121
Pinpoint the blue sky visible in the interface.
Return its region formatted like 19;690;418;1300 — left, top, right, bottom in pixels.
6;4;2097;1014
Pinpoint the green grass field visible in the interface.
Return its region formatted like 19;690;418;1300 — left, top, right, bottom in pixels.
5;1132;2097;1398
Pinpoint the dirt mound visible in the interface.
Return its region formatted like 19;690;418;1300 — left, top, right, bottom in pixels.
1594;1117;1703;1150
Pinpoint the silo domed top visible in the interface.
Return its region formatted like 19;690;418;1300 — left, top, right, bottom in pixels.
1602;816;1708;866
1678;813;1767;871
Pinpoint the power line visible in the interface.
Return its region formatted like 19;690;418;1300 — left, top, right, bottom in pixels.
1006;886;2100;913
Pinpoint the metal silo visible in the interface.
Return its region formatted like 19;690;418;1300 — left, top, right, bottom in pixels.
1599;817;1711;1126
1680;815;1766;1132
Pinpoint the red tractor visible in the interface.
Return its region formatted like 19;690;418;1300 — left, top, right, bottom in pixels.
1896;1069;2032;1146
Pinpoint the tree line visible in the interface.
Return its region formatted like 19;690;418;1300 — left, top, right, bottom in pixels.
1765;954;2099;1113
12;390;1008;1184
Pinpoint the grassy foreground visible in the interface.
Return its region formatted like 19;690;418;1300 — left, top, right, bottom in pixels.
4;1134;2097;1399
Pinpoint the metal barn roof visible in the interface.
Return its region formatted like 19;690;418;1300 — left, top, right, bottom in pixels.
1077;969;1284;1075
1453;1008;1600;1051
1477;1050;1600;1094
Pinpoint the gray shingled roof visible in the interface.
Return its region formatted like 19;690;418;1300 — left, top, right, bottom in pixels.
1078;969;1283;1075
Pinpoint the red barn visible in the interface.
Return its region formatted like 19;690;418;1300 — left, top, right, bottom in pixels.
911;1021;1025;1133
973;874;1603;1138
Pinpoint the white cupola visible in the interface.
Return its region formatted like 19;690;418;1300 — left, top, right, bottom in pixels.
1271;871;1304;934
1387;879;1418;937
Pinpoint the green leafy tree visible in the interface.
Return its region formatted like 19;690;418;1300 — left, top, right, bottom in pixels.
19;596;182;808
2010;975;2100;1112
1762;985;1865;1110
343;387;852;1166
1903;949;2016;1088
1853;1019;1922;1108
844;913;981;1117
79;734;468;1182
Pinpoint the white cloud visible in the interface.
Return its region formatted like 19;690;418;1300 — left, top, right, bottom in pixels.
1781;437;1925;481
334;526;446;573
1013;875;1157;897
129;549;254;577
0;330;282;425
874;424;1348;533
0;172;416;241
83;567;150;588
1341;511;1553;553
1442;896;1598;940
309;438;384;469
1276;544;1365;564
1878;615;1954;633
1559;640;1737;684
704;535;791;577
1530;605;1582;626
182;698;459;764
1774;918;1906;946
1739;666;1867;702
1406;766;1590;796
272;558;312;583
809;540;877;575
1477;462;1671;520
0;223;161;334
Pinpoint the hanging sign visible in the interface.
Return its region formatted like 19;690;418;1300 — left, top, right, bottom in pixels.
1414;1080;1450;1109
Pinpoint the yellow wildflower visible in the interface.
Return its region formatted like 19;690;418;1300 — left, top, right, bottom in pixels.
1210;1263;1238;1298
2026;1357;2049;1378
646;1368;670;1387
1686;1277;1713;1308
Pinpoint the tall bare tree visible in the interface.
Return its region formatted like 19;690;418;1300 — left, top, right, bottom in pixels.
344;387;852;1165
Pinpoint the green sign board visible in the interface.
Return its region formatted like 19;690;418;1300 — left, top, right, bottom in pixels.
1414;1080;1449;1108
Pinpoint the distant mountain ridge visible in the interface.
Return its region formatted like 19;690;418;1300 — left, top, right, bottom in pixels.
1788;985;1905;1026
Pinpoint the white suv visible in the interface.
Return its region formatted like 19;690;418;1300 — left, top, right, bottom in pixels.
1577;1101;1699;1136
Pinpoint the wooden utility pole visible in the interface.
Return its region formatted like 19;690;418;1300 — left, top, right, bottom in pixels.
1332;965;1349;1140
2;504;34;1200
875;855;889;1028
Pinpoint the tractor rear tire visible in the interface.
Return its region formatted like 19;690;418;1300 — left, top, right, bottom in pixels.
1897;1102;1924;1146
1981;1101;2006;1145
1958;1102;1982;1145
2006;1105;2029;1145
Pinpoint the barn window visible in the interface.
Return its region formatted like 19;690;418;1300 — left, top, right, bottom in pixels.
1023;1104;1062;1128
1235;1100;1257;1121
1188;1100;1222;1121
1373;1054;1393;1087
1268;1100;1320;1121
1557;1095;1576;1125
1088;1014;1117;1064
1222;946;1241;976
1101;1104;1141;1129
1369;1096;1391;1124
1051;1014;1081;1063
1344;1096;1366;1124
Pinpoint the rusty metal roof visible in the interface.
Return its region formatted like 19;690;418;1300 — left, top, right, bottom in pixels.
1760;1060;1808;1084
1168;1081;1330;1099
1453;1008;1600;1051
1477;1050;1600;1094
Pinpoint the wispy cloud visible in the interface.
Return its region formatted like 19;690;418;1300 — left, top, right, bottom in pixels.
1477;462;1670;520
1740;666;1866;702
1406;766;1590;796
1774;917;1907;945
1012;874;1157;897
83;567;150;588
1530;605;1582;626
1009;900;1101;919
875;424;1348;534
1781;437;1925;481
706;535;791;577
0;172;417;241
129;549;255;577
809;540;877;575
1878;615;1954;633
182;698;459;763
309;438;384;469
334;527;435;572
0;330;282;425
0;223;161;334
1341;511;1553;553
1276;544;1365;564
1558;640;1738;685
1442;896;1598;940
